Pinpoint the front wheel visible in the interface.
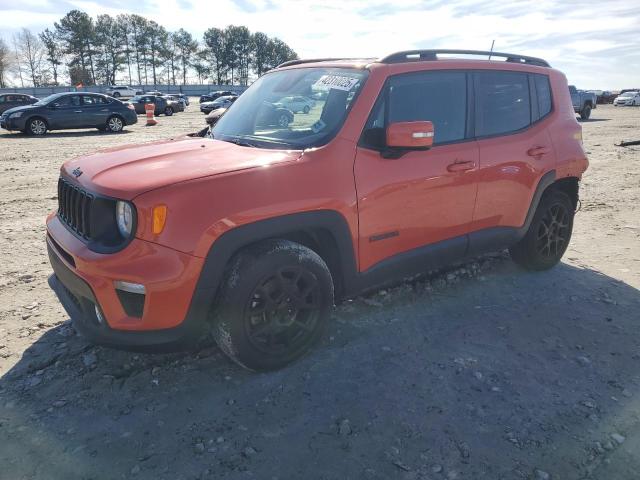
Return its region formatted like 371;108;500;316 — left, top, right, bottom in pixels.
164;107;174;116
303;105;310;114
113;92;121;98
509;189;574;271
27;118;47;135
277;114;290;128
212;240;334;371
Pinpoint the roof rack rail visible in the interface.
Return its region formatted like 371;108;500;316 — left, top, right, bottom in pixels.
379;49;550;67
276;57;373;68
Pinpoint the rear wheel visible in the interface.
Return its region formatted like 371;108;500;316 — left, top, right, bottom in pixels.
509;189;574;271
303;105;310;114
211;240;334;371
113;92;121;98
27;118;47;135
580;105;591;120
105;115;124;132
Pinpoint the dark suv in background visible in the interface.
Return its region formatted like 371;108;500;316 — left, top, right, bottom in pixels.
0;93;38;114
0;92;137;135
127;95;176;116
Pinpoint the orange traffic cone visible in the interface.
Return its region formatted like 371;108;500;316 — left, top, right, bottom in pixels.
145;103;157;126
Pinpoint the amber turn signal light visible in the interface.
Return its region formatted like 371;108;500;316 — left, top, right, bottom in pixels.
152;205;167;234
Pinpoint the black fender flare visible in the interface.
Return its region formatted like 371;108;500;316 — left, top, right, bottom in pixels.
194;209;358;295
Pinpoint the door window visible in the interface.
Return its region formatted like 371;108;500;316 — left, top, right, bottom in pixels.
474;71;531;137
55;95;81;107
361;71;467;148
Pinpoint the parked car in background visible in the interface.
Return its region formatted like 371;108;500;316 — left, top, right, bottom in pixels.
127;95;175;116
200;90;235;103
613;91;640;106
165;93;189;106
104;86;141;99
145;90;164;96
200;95;237;114
0;92;137;135
569;85;597;120
255;101;294;128
592;91;616;104
0;93;38;114
275;95;316;113
163;96;185;113
164;94;188;109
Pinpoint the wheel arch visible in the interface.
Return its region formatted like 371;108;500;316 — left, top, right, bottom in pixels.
196;210;358;304
548;176;579;210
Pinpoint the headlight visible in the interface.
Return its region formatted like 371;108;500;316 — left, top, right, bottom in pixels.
9;112;23;118
116;201;134;238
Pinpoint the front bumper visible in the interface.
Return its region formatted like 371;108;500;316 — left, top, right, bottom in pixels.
46;215;212;350
0;115;23;131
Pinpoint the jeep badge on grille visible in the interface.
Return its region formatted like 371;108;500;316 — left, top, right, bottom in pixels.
72;167;83;178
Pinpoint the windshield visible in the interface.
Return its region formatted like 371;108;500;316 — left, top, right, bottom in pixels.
212;67;368;149
620;92;637;97
33;93;64;106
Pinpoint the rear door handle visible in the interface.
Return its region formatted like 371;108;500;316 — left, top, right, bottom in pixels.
527;146;550;157
447;161;476;172
74;110;83;113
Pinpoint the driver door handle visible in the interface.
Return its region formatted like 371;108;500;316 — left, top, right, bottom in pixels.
446;160;476;172
74;110;83;113
527;146;550;158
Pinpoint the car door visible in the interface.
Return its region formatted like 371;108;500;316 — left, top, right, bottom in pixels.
0;94;20;114
469;71;556;252
354;70;479;271
48;94;83;129
82;95;110;127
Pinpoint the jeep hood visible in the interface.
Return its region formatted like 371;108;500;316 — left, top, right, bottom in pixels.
62;137;303;199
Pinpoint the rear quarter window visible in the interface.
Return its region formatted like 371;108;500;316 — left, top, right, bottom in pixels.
533;74;552;119
474;71;531;137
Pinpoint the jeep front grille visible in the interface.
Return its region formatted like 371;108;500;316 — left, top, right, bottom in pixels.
57;178;94;240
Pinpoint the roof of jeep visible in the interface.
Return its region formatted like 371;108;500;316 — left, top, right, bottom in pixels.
276;49;551;71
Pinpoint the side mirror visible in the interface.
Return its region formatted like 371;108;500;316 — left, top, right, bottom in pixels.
386;121;434;149
382;121;435;159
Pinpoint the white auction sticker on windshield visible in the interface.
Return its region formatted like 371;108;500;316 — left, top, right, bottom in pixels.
314;75;360;91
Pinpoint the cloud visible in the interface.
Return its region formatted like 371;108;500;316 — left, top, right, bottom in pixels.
1;0;638;88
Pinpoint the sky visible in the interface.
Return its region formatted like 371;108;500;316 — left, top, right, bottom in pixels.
0;0;639;89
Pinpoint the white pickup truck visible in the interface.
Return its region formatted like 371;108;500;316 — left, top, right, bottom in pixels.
104;86;142;99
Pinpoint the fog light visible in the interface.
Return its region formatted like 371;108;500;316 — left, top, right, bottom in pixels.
94;305;105;324
114;280;146;294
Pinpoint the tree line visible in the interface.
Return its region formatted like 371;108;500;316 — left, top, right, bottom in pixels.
0;9;298;88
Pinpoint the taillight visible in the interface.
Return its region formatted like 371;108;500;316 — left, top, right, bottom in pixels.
127;104;135;111
573;129;583;144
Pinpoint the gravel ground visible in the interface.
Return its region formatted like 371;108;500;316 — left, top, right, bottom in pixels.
0;103;639;480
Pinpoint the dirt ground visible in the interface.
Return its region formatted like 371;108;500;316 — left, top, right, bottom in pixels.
0;103;639;480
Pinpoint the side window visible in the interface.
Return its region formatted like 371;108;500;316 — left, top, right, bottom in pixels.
82;95;97;105
388;71;467;144
474;71;531;137
533;74;552;119
361;71;467;148
55;95;81;107
0;96;5;103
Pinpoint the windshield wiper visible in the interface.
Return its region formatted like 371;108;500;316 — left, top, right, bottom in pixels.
225;136;259;148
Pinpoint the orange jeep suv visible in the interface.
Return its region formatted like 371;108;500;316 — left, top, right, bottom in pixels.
46;50;588;370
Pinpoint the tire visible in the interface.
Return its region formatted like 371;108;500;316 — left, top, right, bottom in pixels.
277;114;290;128
164;106;174;116
105;115;124;133
303;105;310;114
509;189;574;271
113;92;121;98
27;117;47;135
211;239;334;371
580;105;591;120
